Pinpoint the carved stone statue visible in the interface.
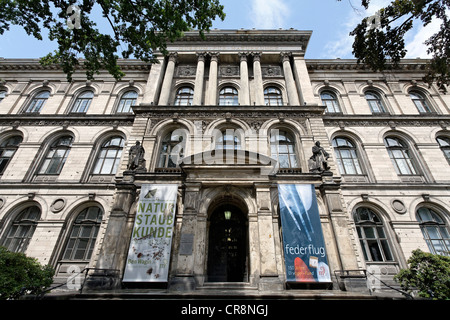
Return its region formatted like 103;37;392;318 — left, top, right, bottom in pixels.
128;141;146;171
309;141;331;173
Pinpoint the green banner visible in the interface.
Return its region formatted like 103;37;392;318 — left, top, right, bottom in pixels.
123;184;178;282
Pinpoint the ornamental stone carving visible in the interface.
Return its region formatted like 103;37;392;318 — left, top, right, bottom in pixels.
219;65;240;77
261;65;282;77
176;65;197;77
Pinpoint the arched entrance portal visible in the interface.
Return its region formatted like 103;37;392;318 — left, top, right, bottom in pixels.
207;203;248;282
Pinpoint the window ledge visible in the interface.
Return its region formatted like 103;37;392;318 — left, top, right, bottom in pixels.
341;175;369;183
33;175;59;183
399;175;424;183
154;167;183;173
89;175;116;183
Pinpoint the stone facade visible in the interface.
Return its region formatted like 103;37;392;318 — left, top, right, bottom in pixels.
0;29;448;296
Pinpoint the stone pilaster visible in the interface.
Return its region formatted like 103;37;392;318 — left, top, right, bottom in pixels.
86;172;137;290
292;54;320;105
142;55;165;105
255;183;284;291
169;183;199;291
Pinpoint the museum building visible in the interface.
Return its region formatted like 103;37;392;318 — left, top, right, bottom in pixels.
0;29;449;296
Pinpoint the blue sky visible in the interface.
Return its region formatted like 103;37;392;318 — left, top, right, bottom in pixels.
0;0;440;60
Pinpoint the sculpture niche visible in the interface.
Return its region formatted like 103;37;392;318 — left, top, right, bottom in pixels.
308;141;331;174
127;141;147;172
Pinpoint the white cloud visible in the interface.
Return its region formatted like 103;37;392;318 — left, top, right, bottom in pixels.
321;0;392;59
249;0;290;29
405;18;441;58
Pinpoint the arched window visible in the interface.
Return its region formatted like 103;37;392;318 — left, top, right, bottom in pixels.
354;207;394;262
1;206;41;253
38;135;73;175
219;87;238;106
416;207;449;256
92;136;125;175
0;90;6;102
436;136;450;164
174;87;194;106
70;91;94;113
264;87;283;106
365;91;386;113
215;128;243;150
320;91;341;113
24;90;50;113
332;137;362;175
410;91;432;113
270;130;298;168
116;90;137;113
384;137;417;175
0;135;23;175
61;206;103;261
158;130;186;168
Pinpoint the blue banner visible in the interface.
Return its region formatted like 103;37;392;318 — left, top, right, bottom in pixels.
278;184;331;283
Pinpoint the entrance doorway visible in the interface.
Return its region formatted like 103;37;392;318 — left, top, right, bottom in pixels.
207;204;248;282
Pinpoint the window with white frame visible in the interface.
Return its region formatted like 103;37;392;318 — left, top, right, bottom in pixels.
215;128;242;150
158;130;186;168
116;90;137;113
1;206;41;253
410;91;432;113
416;207;449;256
320;91;341;113
0;135;23;175
174;87;194;106
384;137;417;175
70;91;94;113
365;91;387;113
354;207;394;262
24;90;50;113
92;136;125;175
61;206;103;261
38;135;73;175
332;137;363;175
270;130;298;168
264;87;283;106
219;87;238;106
436;136;450;164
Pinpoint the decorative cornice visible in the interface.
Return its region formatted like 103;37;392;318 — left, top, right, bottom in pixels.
0;114;135;127
173;30;311;52
0;59;151;71
323;115;450;128
306;59;430;71
134;104;325;124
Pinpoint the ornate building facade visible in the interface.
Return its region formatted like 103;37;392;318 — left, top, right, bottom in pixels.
0;29;449;297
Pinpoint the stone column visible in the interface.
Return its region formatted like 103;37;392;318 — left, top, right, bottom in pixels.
193;52;206;105
207;52;219;105
142;55;165;105
239;52;250;105
253;52;265;105
280;52;300;106
158;53;178;105
292;54;320;105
